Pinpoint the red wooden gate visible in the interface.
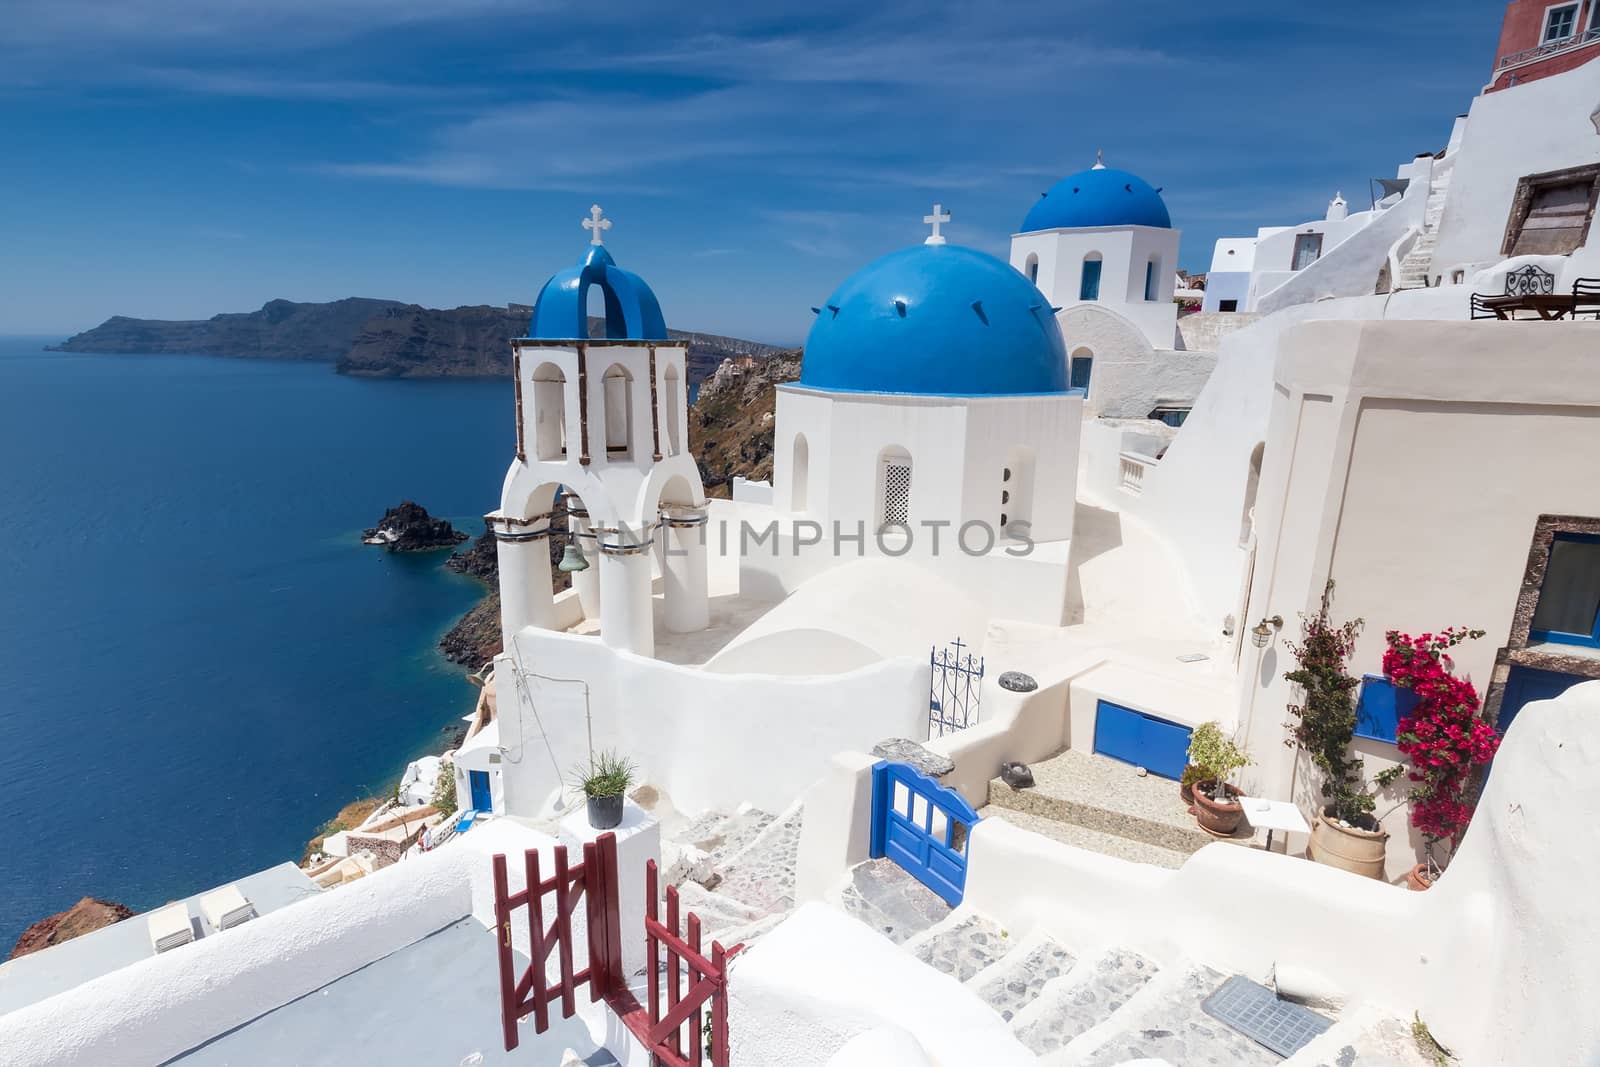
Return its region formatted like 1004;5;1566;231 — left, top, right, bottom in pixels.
493;843;740;1065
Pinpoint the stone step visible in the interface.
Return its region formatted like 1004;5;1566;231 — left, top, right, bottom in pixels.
837;858;950;945
690;806;776;872
977;806;1190;869
1012;948;1161;1055
1077;965;1283;1067
971;938;1076;1023
909;914;1014;984
986;748;1258;855
713;805;803;917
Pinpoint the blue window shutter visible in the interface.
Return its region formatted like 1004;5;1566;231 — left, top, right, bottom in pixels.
1354;675;1419;744
1080;260;1102;301
1092;700;1192;780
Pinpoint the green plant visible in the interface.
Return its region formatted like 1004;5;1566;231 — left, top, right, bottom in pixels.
1187;721;1251;798
573;750;635;799
1411;1012;1452;1065
431;760;457;813
1179;763;1208;788
1283;580;1378;826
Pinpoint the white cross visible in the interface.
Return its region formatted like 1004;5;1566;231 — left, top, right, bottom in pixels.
923;203;951;245
582;204;611;246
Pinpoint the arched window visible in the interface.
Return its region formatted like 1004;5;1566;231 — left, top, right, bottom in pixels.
602;364;633;457
791;432;810;512
877;446;912;532
1069;346;1093;393
1144;257;1160;301
663;363;682;456
1080;253;1103;301
1025;253;1039;285
1239;442;1264;547
585;284;606;337
531;362;567;460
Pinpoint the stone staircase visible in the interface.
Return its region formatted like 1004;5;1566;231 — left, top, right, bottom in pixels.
835;858;1434;1064
657;802;805;954
982;748;1261;870
1394;166;1454;290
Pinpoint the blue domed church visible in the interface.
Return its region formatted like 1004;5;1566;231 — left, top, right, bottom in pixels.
757;216;1085;622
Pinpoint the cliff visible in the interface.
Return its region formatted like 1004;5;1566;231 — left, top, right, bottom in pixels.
49;298;405;361
10;898;133;960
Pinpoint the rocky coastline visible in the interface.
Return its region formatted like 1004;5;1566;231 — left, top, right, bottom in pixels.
9;898;133;960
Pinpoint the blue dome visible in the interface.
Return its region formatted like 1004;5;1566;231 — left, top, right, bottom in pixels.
1020;166;1171;233
799;244;1068;397
526;245;668;341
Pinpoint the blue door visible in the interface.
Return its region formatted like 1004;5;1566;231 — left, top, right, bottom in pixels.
469;770;492;812
1092;701;1193;780
1499;666;1583;733
869;761;980;906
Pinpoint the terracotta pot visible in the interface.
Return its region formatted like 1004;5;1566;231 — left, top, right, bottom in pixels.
1192;781;1243;836
1179;780;1195;806
1307;808;1389;879
1405;863;1434;891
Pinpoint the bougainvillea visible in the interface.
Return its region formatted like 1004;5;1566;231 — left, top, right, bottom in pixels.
1283;581;1375;824
1377;628;1500;849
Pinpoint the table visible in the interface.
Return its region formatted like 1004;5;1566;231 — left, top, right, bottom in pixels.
1238;797;1311;853
1491;294;1580;320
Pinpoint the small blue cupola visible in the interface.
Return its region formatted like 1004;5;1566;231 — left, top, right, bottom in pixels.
526;212;669;341
1020;154;1171;234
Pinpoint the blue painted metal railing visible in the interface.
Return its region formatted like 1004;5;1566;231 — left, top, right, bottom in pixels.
869;760;980;906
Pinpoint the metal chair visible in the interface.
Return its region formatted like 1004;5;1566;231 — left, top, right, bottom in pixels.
1573;278;1600;320
1471;293;1505;320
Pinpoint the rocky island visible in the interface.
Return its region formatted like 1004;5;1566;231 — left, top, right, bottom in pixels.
363;502;469;552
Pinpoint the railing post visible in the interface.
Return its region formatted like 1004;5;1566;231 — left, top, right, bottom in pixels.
646;859;660;1049
868;762;888;860
553;845;576;1020
526;848;549;1032
711;941;730;1067
583;839;608;1002
492;853;519;1052
666;885;683;1061
688;913;704;1065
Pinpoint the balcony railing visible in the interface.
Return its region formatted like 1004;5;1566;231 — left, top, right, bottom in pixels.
1118;452;1154;495
1497;27;1600;70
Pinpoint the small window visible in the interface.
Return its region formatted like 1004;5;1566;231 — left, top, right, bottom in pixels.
1144;260;1159;302
1148;406;1190;427
1025;254;1039;284
1530;533;1600;647
1219;299;1239;312
1070;355;1093;391
1080;255;1102;301
1505;166;1599;257
1544;2;1580;42
878;449;912;530
1291;233;1323;271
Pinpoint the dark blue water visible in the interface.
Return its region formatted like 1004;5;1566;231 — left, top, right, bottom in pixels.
0;337;511;946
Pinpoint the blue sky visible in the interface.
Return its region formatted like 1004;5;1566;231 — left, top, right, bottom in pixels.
1;0;1505;345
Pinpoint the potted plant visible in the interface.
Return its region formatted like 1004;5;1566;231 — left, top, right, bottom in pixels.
574;750;635;830
1282;582;1393;878
1374;628;1500;889
1179;763;1206;809
1187;722;1252;835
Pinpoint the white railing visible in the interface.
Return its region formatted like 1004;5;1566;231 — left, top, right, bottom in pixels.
1118;452;1153;495
1497;27;1600;70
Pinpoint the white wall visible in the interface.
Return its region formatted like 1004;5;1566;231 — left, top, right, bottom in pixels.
1430;57;1600;281
1010;225;1182;348
1239;318;1600;876
496;626;927;818
1252;189;1422;313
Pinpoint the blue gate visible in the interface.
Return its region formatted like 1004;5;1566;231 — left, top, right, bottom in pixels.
869;761;980;906
929;638;984;738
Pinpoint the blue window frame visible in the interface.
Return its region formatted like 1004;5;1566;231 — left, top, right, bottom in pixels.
1529;532;1600;647
1080;258;1102;301
1355;674;1419;744
1070;356;1093;391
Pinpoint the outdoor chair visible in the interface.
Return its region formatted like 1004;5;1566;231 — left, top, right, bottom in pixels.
1573;278;1600;320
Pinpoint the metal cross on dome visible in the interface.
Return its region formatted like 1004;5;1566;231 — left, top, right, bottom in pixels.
923;203;951;246
582;204;612;246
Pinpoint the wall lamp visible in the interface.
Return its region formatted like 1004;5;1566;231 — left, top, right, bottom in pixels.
1250;615;1284;649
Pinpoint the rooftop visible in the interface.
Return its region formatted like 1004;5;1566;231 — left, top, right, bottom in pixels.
0;863;319;1018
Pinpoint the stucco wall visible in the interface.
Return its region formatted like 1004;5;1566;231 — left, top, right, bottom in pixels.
1011;225;1181;348
1430;56;1600;279
496;626;928;817
1253;191;1420;314
1238;318;1600;876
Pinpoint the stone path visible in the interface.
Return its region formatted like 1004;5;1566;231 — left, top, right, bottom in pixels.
1014;948;1160;1054
658;802;801;953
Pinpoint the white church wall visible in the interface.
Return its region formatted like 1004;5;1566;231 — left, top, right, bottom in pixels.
1014;225;1180;349
1430;57;1600;281
497;627;927;817
1238;319;1600;878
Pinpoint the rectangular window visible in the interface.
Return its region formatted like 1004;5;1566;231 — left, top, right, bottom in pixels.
1530;533;1600;646
1544;2;1580;42
1144;261;1158;301
1291;233;1323;271
1219;299;1239;312
1509;176;1595;255
1080;259;1102;301
880;457;912;529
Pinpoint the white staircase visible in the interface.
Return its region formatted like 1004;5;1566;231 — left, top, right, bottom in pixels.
657;802;805;954
1394;166;1454;291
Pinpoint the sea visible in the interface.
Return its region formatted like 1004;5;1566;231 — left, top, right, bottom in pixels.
0;336;512;948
